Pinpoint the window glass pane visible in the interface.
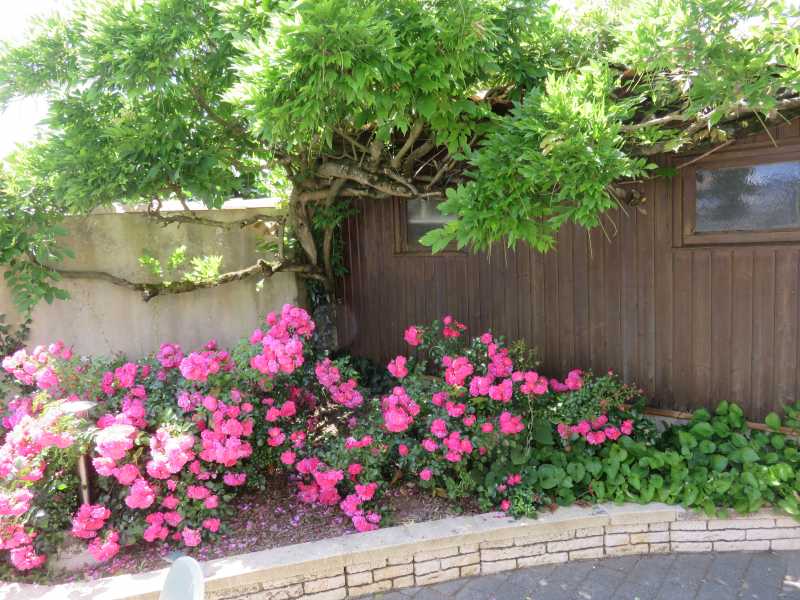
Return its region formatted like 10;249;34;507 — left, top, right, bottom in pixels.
695;160;800;233
407;198;455;244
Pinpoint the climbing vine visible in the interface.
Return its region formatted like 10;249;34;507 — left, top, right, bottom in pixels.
0;0;797;311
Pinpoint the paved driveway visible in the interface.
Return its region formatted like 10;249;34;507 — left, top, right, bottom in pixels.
365;551;800;600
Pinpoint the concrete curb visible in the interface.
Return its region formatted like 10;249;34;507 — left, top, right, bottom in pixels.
2;503;799;600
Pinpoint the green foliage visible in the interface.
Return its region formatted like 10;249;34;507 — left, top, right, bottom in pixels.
0;314;30;402
0;0;798;309
504;400;800;520
534;370;648;426
0;314;30;360
138;246;223;285
229;0;504;152
422;64;654;252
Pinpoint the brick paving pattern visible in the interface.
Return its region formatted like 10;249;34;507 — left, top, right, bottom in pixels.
362;551;800;600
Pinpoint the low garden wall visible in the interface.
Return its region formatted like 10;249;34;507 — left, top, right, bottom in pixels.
4;503;799;600
0;199;302;358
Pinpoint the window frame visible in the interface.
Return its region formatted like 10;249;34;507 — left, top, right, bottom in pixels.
678;142;800;247
393;198;463;255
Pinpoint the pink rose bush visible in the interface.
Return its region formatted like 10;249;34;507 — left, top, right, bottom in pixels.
0;307;651;575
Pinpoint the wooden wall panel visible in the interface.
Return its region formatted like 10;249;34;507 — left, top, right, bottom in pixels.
338;122;800;420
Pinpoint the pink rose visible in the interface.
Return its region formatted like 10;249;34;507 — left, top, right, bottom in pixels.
403;326;422;347
181;528;202;547
387;356;409;379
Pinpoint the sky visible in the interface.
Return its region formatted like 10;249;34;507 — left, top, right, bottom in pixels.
0;1;67;159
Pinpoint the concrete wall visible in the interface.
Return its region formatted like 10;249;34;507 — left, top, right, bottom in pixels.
0;202;304;358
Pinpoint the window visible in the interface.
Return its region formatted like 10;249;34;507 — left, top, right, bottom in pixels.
681;147;800;246
395;198;458;253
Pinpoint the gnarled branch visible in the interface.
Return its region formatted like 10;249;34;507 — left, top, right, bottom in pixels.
391;120;425;170
145;206;281;231
37;258;322;302
317;160;417;197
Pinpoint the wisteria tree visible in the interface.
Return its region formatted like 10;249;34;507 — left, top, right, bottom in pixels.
0;0;798;311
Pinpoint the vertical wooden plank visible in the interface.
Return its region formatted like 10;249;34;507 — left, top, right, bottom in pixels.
343;207;359;348
357;199;375;357
774;249;799;407
489;244;505;336
478;246;494;335
751;250;776;420
557;226;575;373
530;249;547;361
672;251;694;412
605;210;623;377
588;226;607;373
710;250;733;406
504;247;520;342
636;180;656;395
466;253;482;334
543;241;560;374
621;201;638;382
573;227;591;370
730;252;754;409
691;251;712;410
516;245;531;347
653;175;675;409
377;201;392;358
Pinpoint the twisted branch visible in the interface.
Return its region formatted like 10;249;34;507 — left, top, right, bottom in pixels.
38;258;322;302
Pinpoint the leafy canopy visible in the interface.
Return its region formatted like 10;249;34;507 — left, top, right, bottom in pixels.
0;0;798;309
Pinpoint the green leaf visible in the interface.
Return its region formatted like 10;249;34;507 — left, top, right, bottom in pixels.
532;421;555;446
765;412;782;431
737;447;760;464
710;454;729;472
690;422;714;439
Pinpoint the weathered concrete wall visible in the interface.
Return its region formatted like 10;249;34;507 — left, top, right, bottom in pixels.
0;202;304;358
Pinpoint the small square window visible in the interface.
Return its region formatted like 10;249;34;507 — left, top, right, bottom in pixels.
395;198;458;253
695;161;800;232
680;147;800;246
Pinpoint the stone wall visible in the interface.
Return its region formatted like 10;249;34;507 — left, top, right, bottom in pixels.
8;504;800;600
0;201;303;359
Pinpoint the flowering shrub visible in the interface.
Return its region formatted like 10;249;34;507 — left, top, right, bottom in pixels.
0;392;85;571
3;308;800;579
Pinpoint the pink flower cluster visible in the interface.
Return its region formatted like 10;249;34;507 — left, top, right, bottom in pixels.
442;356;474;387
156;343;183;369
550;369;584;393
250;304;315;377
315;358;363;409
197;396;254;466
1;341;71;390
387;356;408;379
442;315;467;338
179;348;232;383
294;451;382;533
0;398;88;570
71;504;111;539
403;326;423;347
557;415;634;445
70;503;120;564
146;428;196;479
382;386;420;433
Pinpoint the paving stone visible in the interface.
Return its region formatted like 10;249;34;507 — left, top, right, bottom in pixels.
623;554;677;592
359;550;796;600
616;583;664;600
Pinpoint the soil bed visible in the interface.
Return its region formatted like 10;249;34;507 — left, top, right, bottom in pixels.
5;477;477;585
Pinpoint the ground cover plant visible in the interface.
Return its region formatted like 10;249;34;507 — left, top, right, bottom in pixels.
2;305;800;581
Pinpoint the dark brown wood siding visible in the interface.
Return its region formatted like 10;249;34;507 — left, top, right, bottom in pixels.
338;119;800;420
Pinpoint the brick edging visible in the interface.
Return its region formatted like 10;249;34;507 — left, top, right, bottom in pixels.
5;503;800;600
